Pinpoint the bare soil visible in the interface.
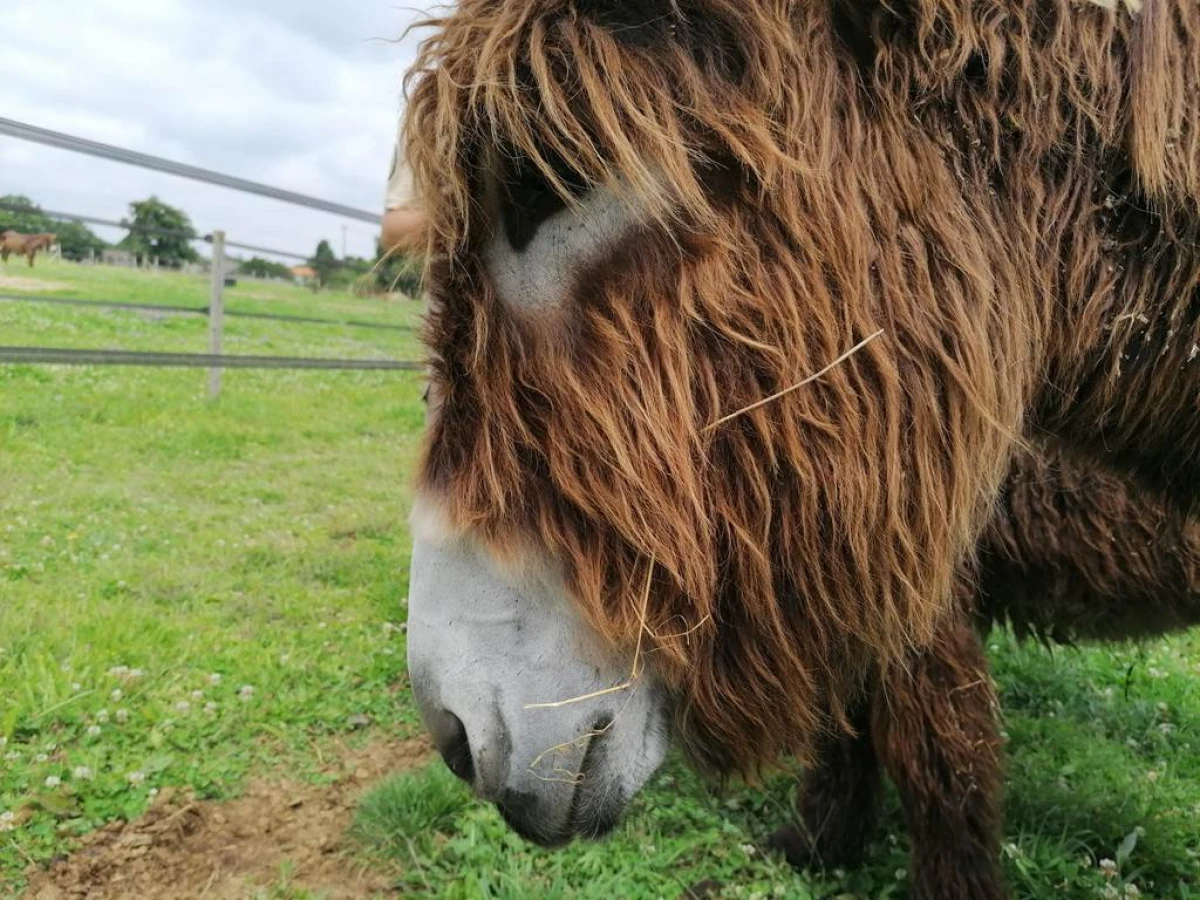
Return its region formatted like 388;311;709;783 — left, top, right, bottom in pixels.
23;736;431;900
0;277;70;292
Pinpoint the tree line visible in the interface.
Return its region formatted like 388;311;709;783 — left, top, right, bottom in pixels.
0;195;421;295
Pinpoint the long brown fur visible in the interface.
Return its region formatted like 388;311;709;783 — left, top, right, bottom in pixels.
402;4;1200;898
405;0;1200;777
405;0;1200;779
771;439;1199;897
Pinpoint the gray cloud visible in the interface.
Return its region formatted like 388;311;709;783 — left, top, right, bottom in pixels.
0;0;432;261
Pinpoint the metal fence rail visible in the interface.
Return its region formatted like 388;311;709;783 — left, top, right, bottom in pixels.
0;121;414;394
0;346;423;370
0;117;381;224
0;293;416;332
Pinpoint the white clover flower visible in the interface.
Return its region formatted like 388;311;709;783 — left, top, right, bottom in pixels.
4;752;18;762
1125;883;1142;899
127;771;145;785
86;725;102;737
72;766;93;780
70;682;82;691
1101;886;1121;900
204;702;218;714
191;690;204;701
209;673;222;686
96;709;109;723
1099;859;1118;879
174;701;191;714
115;709;129;724
128;668;143;679
0;811;14;833
148;787;159;799
108;666;130;678
35;753;49;763
44;776;61;788
110;689;123;702
238;685;255;701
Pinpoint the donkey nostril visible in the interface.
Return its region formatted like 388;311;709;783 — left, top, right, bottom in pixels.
433;710;475;785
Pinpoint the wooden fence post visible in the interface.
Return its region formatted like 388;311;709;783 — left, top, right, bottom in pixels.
207;230;226;399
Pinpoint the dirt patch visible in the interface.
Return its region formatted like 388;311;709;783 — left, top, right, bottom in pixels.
24;736;431;900
0;277;71;293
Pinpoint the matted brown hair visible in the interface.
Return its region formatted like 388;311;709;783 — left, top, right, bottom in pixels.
402;0;1200;775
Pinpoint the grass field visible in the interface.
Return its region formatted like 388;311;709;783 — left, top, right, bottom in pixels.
2;259;1198;898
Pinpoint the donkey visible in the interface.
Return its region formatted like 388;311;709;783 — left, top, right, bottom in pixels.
400;1;1199;897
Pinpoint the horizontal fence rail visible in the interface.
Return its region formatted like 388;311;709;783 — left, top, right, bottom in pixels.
0;117;381;224
1;123;411;394
0;346;423;371
0;293;416;332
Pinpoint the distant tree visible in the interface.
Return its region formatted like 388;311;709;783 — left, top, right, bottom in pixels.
372;240;422;296
55;221;109;262
0;195;108;261
118;196;198;267
308;239;339;288
319;254;373;291
0;195;51;233
239;256;293;280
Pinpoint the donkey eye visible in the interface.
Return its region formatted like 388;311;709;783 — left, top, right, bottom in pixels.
492;146;590;252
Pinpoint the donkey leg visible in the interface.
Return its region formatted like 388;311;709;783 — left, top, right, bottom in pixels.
872;615;1006;900
767;698;882;870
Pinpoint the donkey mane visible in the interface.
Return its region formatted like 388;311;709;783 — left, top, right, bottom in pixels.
404;0;1200;775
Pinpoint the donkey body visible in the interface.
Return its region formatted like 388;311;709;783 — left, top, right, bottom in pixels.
401;1;1199;898
773;441;1200;896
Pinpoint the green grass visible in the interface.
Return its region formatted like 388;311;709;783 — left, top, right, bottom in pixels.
0;256;422;326
352;632;1200;899
0;258;426;892
3;258;1199;898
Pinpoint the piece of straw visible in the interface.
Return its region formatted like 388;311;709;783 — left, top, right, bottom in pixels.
704;329;885;433
523;556;655;710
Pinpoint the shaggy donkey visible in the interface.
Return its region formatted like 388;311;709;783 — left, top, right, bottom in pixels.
401;1;1199;897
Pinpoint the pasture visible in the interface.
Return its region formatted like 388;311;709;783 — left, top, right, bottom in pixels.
1;259;1198;898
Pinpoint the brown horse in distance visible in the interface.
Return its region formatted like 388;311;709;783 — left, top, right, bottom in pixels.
0;231;57;267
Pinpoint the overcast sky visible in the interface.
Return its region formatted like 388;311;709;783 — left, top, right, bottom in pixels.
0;0;436;261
